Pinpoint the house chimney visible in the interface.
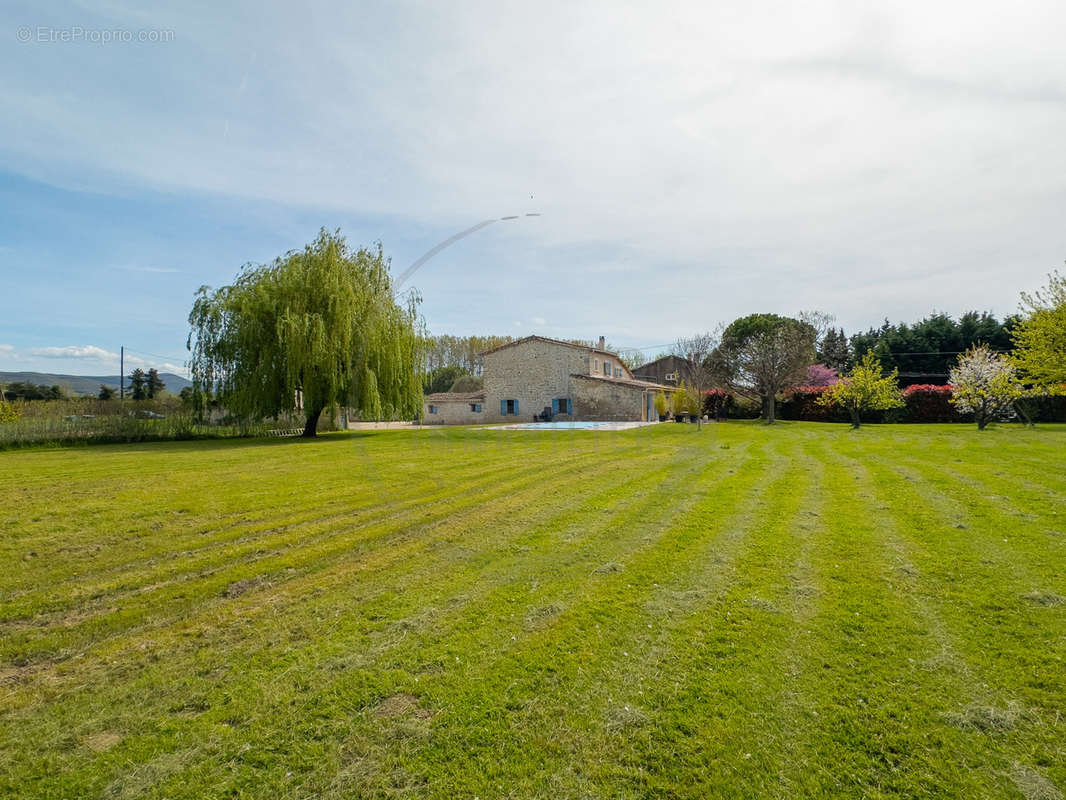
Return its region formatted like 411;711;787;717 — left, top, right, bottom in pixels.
597;336;605;350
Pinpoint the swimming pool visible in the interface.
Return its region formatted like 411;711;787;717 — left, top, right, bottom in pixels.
487;420;659;431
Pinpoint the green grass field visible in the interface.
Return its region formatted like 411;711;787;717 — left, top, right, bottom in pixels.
2;422;1065;799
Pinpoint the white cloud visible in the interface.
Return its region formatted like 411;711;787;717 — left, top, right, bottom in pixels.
2;1;1065;335
3;345;188;377
30;345;117;360
532;317;547;325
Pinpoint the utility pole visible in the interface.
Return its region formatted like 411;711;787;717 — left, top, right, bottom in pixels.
120;346;124;400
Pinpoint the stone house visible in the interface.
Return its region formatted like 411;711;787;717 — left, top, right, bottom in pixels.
423;335;675;424
632;354;695;386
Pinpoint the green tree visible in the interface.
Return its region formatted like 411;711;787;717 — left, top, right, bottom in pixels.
850;311;1014;375
1011;268;1066;387
129;369;148;401
819;327;851;371
423;365;468;395
818;350;904;428
188;229;423;437
98;385;117;400
146;368;166;399
950;344;1025;430
448;374;483;393
709;314;816;424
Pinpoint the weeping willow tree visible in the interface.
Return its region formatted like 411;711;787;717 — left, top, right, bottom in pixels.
188;229;424;437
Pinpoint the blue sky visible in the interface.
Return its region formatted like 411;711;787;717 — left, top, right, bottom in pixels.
3;1;1065;377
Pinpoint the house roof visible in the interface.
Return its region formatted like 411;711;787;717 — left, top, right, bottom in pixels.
424;391;486;402
570;373;676;391
480;334;620;360
634;354;694;372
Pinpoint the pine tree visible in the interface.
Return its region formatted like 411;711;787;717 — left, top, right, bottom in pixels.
129;369;147;401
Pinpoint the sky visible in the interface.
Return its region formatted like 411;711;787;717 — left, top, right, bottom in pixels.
2;0;1065;377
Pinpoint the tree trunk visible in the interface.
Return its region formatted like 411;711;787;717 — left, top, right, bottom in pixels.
302;406;323;438
764;394;776;425
850;405;861;429
1014;400;1034;428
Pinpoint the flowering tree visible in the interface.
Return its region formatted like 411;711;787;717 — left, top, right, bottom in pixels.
817;350;904;428
949;345;1024;430
806;363;840;386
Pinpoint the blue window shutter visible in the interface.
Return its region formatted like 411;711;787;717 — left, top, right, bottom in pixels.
566;398;571;413
552;398;559;414
514;399;518;415
501;399;507;415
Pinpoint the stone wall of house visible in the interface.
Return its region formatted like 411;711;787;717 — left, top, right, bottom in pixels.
423;399;486;425
482;339;588;423
571;376;648;421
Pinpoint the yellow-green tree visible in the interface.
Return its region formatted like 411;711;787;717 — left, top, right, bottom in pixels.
188;229;424;437
0;390;20;424
653;390;668;419
1011;269;1066;387
671;381;689;418
818;350;903;428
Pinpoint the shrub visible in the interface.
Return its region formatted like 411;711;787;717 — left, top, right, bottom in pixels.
0;398;22;424
701;389;730;419
903;385;959;423
780;386;847;422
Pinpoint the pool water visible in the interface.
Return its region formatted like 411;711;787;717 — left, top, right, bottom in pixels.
488;420;659;431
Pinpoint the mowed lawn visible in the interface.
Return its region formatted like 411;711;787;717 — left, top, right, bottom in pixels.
2;423;1065;799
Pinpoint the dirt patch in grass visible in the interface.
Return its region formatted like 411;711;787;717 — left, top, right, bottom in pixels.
84;731;122;752
373;693;432;720
592;562;624;574
944;702;1023;732
1011;763;1064;800
525;603;563;626
606;704;648;732
221;576;270;598
746;596;780;613
1023;590;1065;607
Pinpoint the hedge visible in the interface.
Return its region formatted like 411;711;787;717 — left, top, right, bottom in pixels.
777;384;1066;424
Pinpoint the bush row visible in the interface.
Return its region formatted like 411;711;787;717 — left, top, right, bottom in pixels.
777;385;1066;424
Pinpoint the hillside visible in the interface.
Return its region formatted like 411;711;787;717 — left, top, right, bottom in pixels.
0;371;192;396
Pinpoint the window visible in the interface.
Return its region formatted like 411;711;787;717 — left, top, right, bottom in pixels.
603;360;611;375
665;372;677;382
501;399;518;415
552;398;571;414
614;366;622;378
428;405;438;414
470;403;482;413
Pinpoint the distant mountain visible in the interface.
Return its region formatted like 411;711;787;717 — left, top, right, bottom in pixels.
0;371;192;396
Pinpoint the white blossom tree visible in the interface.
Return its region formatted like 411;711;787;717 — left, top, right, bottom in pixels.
949;345;1024;430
